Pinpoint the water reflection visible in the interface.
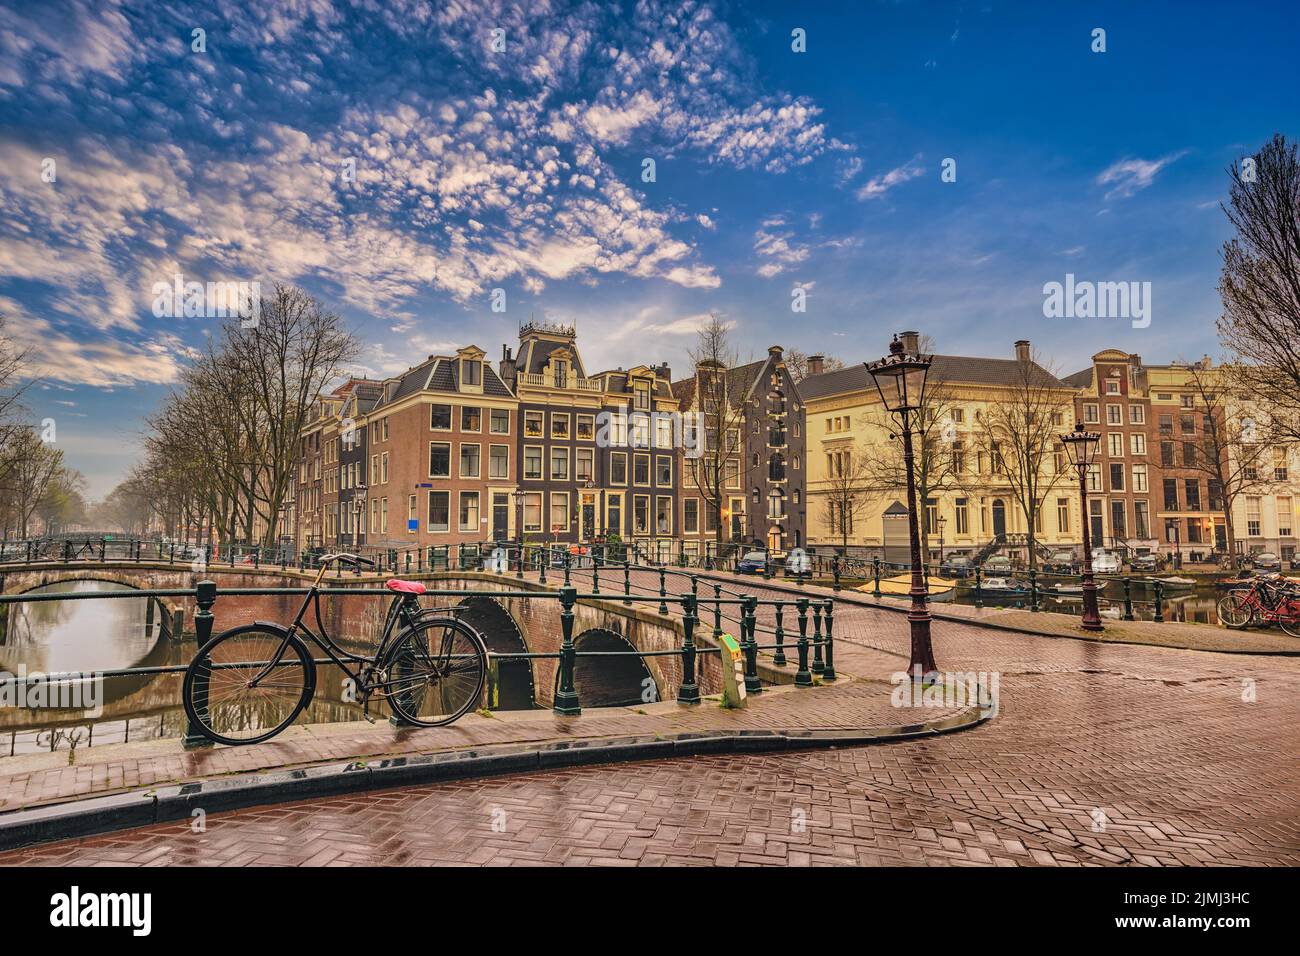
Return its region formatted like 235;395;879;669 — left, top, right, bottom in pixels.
1;579;162;674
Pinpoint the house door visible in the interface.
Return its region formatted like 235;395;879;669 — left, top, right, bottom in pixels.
992;500;1007;539
491;493;510;541
580;493;597;542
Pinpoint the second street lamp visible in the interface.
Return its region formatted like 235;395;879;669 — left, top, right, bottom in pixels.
1060;422;1105;632
866;335;938;676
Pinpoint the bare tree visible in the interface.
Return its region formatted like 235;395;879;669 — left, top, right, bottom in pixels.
1218;134;1300;443
783;349;845;382
1;427;65;538
684;313;749;547
818;440;874;549
976;352;1073;571
858;380;969;558
1181;360;1272;559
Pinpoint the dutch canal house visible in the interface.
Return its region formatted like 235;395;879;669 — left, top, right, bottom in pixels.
497;321;680;558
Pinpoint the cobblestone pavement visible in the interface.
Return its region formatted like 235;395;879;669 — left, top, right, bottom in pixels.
4;601;1297;866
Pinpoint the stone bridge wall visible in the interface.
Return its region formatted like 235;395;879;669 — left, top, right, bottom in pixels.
0;563;722;707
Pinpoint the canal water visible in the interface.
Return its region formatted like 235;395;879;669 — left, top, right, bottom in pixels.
0;580;531;756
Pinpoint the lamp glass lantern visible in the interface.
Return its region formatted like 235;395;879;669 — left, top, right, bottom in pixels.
866;336;931;414
1060;423;1101;469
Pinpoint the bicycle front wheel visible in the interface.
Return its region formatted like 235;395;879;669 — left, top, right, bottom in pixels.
183;625;315;745
383;618;487;727
1216;591;1256;629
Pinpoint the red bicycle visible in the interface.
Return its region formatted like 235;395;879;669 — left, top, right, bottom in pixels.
1217;574;1300;637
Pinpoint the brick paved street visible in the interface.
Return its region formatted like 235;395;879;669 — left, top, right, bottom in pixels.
4;605;1296;867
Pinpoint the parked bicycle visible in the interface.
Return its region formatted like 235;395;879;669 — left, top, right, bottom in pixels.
1216;573;1300;637
182;552;488;745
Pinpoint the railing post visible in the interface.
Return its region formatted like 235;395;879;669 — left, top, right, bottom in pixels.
515;543;524;580
553;585;581;715
872;556;882;599
678;593;701;705
712;583;723;639
772;603;787;666
832;554;841;592
811;602;825;676
822;601;836;681
1029;567;1039;612
182;580;218;749
99;538;105;561
563;549;572;587
622;559;632;605
742;595;761;695
591;552;601;595
1153;580;1164;623
658;567;668;615
538;546;547;584
1123;576;1135;621
794;598;812;687
974;567;984;608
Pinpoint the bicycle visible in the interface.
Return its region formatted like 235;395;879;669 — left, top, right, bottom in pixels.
182;552;489;745
1216;573;1300;637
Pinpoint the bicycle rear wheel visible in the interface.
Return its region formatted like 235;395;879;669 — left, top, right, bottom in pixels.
1216;591;1256;629
183;625;315;745
383;618;487;727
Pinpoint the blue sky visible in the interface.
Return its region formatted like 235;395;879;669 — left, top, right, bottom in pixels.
1;0;1296;497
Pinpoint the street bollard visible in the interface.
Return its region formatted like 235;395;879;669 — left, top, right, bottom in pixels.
1029;568;1039;612
1123;576;1135;621
794;599;812;687
832;554;842;592
678;594;701;704
872;556;882;599
553;585;581;715
712;584;723;639
591;554;601;595
658;567;669;615
623;560;632;606
1153;581;1165;623
974;567;984;608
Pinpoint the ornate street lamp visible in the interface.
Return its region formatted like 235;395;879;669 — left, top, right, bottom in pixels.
937;516;947;564
866;335;937;675
1060;422;1104;632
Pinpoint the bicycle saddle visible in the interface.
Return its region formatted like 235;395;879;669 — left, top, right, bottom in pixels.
385;578;427;594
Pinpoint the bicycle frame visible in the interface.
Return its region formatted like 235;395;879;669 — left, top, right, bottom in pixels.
248;560;421;693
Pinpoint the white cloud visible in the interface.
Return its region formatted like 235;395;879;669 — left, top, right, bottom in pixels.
1096;151;1189;199
856;156;926;201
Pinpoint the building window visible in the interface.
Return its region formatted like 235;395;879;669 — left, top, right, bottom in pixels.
1129;405;1145;425
428;491;450;532
489;444;509;479
1108;433;1124;458
1057;498;1070;534
550;493;570;533
549;447;569;481
1246;497;1261;536
1278;496;1293;537
610;452;628;485
1131;433;1146;456
657;455;673;486
684;498;700;534
656;497;672;535
633;495;650;535
1134;500;1150;539
1083;403;1099;424
606;493;622;535
1132;464;1148;493
1111;501;1127;538
523;446;543;480
490;408;510;434
459;492;480;532
461;406;481;432
575;447;594;483
1163;478;1179;511
633;453;651;486
1106;404;1122;425
551;413;570;439
381;452;388;483
634;383;650;411
576;414;595;440
462;360;482;386
1184;479;1201;511
460;443;480;478
430;404;452;430
524;411;544;438
523;493;543;532
407;495;417;532
1109;463;1124;492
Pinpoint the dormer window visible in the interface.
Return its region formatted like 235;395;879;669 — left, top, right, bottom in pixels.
461;359;482;387
634;382;650;410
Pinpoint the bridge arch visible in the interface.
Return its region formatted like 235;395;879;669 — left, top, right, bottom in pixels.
454;595;535;710
570;627;657;708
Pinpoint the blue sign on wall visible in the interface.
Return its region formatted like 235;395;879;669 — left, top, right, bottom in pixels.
407;519;419;531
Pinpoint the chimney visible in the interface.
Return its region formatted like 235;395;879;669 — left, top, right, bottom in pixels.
498;344;516;388
1014;339;1031;362
807;354;824;376
658;362;672;382
900;331;920;354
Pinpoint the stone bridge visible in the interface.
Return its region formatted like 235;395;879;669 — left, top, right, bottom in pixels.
0;562;724;711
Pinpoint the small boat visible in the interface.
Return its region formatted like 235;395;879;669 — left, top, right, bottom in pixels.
1047;583;1084;595
1155;576;1196;590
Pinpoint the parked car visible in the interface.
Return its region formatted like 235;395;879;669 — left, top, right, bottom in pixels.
1130;553;1158;573
940;554;975;578
1091;549;1121;574
1043;550;1079;574
981;555;1013;575
1252;551;1282;571
784;548;813;577
735;550;769;575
